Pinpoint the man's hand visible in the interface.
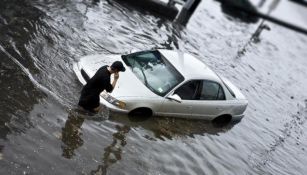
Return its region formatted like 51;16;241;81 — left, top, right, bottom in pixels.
114;72;119;80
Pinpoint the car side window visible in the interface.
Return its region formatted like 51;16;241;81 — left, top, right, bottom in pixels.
174;81;200;100
200;81;225;100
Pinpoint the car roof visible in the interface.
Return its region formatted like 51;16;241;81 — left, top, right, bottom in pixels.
158;49;221;83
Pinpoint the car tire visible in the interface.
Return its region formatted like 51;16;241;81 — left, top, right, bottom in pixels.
129;108;153;117
212;114;232;127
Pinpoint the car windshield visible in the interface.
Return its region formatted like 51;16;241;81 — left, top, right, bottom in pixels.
122;50;184;96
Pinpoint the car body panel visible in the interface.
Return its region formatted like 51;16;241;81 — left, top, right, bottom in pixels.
188;100;233;120
158;99;193;118
118;96;164;114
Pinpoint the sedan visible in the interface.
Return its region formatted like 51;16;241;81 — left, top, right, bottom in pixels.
73;49;248;122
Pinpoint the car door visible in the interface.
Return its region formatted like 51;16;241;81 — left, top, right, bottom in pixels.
159;80;201;118
189;80;231;120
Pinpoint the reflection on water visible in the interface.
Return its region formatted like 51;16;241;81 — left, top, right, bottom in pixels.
90;125;130;175
234;0;280;59
61;109;132;174
61;107;109;159
235;20;271;59
109;113;236;140
60;108;234;174
61;112;85;159
0;145;3;160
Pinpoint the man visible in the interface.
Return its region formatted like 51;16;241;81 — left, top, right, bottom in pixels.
78;61;125;113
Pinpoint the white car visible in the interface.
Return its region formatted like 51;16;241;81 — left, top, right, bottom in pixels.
73;49;248;122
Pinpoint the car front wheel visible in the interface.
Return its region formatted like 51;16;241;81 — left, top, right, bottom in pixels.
129;108;153;117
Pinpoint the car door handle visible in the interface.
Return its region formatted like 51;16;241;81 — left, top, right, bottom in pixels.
216;107;223;111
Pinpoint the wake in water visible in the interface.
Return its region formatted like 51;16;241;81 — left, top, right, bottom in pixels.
0;44;66;106
249;100;307;173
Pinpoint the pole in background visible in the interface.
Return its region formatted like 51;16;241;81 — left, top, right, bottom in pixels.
175;0;202;26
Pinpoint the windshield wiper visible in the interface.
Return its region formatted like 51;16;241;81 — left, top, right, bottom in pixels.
139;65;148;86
139;64;157;92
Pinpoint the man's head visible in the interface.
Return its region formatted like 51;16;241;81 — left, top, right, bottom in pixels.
111;61;126;72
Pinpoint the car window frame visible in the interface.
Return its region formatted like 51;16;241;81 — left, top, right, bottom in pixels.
170;79;226;101
171;79;202;100
198;79;226;101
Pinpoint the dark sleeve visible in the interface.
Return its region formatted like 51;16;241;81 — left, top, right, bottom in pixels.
105;82;113;92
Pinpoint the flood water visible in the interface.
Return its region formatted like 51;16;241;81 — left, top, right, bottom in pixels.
1;0;307;174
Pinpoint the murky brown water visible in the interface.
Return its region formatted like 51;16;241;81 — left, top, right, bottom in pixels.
1;0;307;174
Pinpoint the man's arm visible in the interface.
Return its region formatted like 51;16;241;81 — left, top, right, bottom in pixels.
110;72;119;92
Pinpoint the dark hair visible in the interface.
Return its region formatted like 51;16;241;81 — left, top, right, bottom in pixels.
111;61;126;72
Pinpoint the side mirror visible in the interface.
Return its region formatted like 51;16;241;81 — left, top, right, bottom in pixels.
166;94;182;103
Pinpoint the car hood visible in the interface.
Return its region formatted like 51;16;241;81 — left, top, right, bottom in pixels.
112;66;159;99
77;54;159;98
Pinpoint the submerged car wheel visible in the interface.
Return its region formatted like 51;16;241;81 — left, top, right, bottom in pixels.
129;108;153;117
212;114;232;127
